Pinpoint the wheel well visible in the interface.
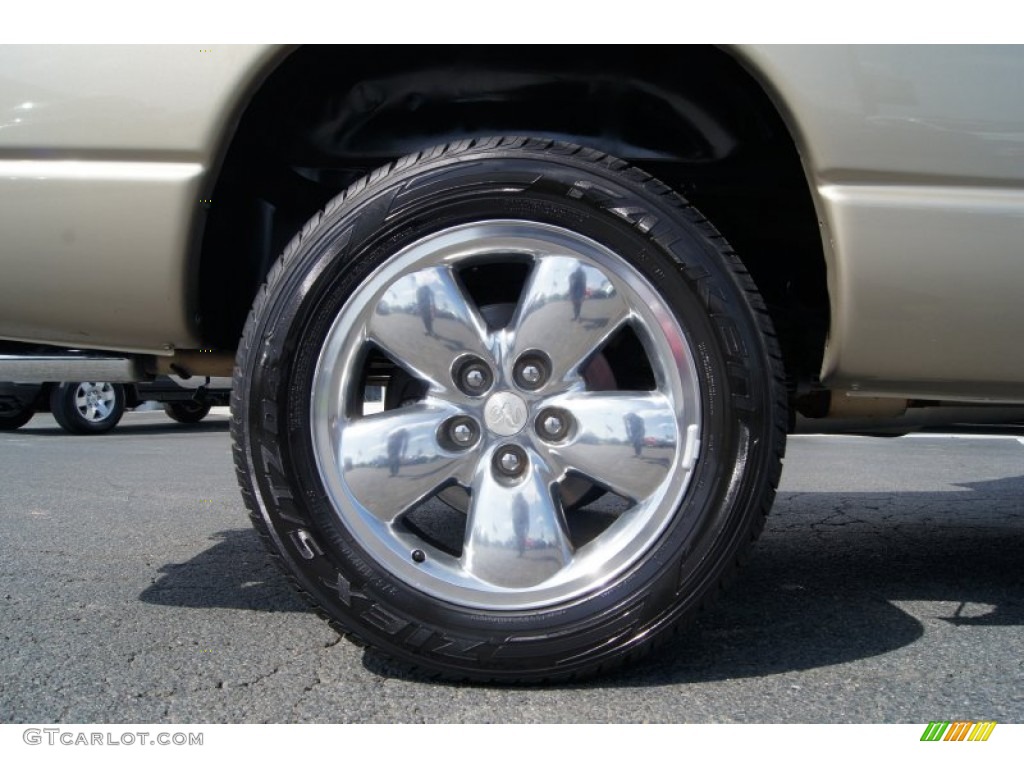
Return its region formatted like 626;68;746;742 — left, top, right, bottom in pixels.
197;45;828;389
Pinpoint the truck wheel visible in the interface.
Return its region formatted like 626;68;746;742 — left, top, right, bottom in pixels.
50;381;126;434
232;138;786;682
163;401;212;423
0;403;34;431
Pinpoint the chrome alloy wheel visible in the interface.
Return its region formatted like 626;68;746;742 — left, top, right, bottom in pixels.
311;220;702;610
74;382;118;422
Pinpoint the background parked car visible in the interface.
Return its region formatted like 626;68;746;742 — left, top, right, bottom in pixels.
0;375;231;434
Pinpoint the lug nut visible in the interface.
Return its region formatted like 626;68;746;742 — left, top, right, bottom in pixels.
500;452;521;473
443;416;479;450
493;445;528;479
513;353;551;390
520;364;542;385
536;408;571;441
454;357;493;396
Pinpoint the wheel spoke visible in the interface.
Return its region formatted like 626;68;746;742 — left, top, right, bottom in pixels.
337;403;474;522
509;256;630;383
461;451;573;588
366;265;492;389
545;392;681;502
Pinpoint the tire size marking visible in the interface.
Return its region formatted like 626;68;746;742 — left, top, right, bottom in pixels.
323;573;492;659
258;442;309;527
291;529;323;560
324;572;411;637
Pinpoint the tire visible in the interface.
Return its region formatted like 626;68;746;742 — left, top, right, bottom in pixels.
233;138;786;682
163;401;212;423
0;404;34;431
50;381;126;434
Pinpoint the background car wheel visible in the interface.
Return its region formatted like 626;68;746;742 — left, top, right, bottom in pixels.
233;138;786;682
163;401;212;424
0;404;34;431
50;381;126;435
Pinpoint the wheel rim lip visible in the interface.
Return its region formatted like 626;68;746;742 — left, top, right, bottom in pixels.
310;220;702;610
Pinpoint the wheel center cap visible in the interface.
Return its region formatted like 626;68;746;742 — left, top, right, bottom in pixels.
484;391;528;436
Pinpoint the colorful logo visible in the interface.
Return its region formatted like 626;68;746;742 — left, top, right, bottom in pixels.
921;721;997;742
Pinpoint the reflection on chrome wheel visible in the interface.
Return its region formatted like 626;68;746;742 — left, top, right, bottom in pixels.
233;138;786;682
51;381;126;435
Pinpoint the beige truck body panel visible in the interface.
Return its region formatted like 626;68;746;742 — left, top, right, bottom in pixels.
738;45;1024;401
1;45;1022;400
0;44;281;354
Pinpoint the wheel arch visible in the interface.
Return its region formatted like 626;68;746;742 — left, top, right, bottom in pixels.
194;45;830;392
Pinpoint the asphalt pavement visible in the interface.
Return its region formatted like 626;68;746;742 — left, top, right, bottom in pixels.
1;410;1022;722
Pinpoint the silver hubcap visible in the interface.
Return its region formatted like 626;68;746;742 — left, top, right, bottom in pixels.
483;391;528;437
74;382;116;422
311;220;702;609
